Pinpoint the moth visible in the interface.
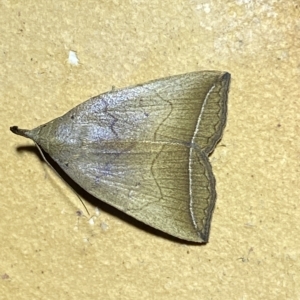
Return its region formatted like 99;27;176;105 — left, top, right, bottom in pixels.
11;71;230;242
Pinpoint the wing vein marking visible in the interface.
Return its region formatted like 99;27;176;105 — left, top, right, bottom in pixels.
142;87;173;142
188;84;216;230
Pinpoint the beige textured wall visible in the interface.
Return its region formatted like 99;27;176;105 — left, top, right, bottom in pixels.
1;1;299;299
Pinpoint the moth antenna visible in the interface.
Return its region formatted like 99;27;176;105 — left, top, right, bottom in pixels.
34;142;90;216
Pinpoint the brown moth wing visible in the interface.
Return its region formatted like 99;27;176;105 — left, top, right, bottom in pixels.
12;71;230;242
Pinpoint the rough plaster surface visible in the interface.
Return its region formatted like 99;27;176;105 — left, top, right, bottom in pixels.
1;1;299;299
